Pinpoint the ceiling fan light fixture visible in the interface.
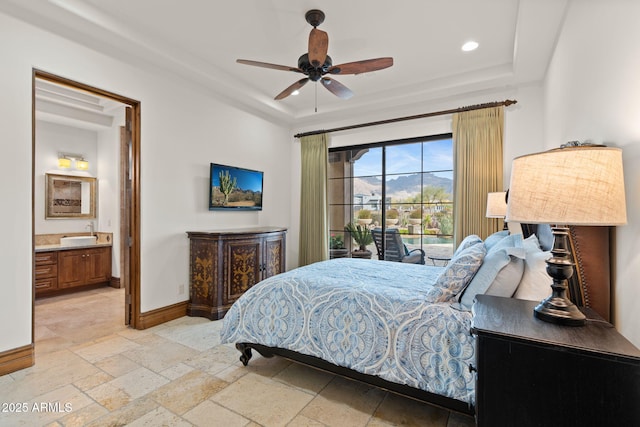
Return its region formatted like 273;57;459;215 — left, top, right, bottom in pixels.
237;9;393;101
462;40;479;52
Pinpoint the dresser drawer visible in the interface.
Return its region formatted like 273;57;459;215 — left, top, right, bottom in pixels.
35;263;58;279
35;277;58;292
35;251;57;265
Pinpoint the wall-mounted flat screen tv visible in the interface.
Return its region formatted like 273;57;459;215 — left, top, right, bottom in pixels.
209;163;263;211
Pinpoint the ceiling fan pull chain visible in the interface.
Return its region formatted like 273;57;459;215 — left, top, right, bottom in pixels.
315;83;318;113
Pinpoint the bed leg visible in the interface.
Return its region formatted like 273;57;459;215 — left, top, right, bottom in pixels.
236;343;253;366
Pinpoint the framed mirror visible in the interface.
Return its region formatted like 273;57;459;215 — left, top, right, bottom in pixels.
45;173;97;219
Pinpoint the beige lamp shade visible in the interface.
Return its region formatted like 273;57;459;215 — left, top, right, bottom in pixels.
506;146;627;226
486;192;507;218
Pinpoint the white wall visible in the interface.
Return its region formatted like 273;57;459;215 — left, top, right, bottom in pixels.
544;1;640;346
0;12;292;352
0;13;35;351
34;121;99;234
97;108;125;278
138;80;292;312
36;114;126;279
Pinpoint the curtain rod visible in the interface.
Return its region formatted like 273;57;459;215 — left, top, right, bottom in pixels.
294;99;517;139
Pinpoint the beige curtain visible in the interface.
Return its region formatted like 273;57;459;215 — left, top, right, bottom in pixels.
298;133;329;266
452;106;504;247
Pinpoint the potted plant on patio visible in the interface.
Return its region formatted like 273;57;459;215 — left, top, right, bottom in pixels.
356;209;373;226
408;209;422;225
329;233;349;259
345;222;373;259
385;209;399;226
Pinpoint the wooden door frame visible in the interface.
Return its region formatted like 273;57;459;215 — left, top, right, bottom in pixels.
32;69;142;330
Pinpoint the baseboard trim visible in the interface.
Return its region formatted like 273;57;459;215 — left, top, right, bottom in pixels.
110;277;121;288
0;344;34;376
137;301;188;330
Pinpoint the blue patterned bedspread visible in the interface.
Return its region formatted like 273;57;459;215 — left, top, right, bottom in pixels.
220;257;475;405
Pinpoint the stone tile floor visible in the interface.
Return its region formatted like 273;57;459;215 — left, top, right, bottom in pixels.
0;287;475;426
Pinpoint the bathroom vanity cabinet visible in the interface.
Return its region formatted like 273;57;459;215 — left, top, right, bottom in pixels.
34;251;58;293
58;247;112;288
35;246;112;297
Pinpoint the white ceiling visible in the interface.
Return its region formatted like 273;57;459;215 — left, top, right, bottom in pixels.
2;0;568;128
35;79;124;131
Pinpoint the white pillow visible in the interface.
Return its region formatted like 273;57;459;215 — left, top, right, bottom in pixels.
483;256;525;298
481;233;526;298
459;248;524;308
514;249;552;301
523;234;541;253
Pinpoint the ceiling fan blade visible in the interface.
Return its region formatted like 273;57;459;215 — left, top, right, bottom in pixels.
321;77;353;99
275;78;310;100
328;57;394;75
308;28;328;67
236;59;302;73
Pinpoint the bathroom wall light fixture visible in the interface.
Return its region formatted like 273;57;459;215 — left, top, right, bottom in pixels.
75;159;89;170
57;156;72;169
58;152;89;171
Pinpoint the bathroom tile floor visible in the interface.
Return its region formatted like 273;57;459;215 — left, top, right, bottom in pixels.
1;286;476;426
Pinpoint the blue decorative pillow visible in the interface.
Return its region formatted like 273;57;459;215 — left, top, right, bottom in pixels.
489;233;525;254
484;230;509;251
453;234;483;258
426;242;486;302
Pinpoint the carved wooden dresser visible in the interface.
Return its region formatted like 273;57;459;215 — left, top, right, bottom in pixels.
186;227;287;320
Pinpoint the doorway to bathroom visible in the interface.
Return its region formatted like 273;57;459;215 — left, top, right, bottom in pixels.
32;70;141;332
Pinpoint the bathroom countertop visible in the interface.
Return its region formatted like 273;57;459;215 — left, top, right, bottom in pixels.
35;242;113;252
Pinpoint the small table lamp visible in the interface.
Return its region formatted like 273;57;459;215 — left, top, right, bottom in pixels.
486;191;508;230
506;145;627;326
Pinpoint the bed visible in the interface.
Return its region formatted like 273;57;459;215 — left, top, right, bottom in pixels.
220;225;611;415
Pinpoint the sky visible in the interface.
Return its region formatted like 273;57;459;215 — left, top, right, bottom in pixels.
353;138;453;179
211;164;263;192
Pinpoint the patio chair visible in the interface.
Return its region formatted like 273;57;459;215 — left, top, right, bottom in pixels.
371;228;425;264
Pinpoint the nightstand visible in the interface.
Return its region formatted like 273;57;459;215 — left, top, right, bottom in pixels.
471;295;640;427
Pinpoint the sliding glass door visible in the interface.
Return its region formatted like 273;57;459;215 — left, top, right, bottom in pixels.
328;134;454;262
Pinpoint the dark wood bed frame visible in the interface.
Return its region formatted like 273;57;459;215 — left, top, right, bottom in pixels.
234;225;613;416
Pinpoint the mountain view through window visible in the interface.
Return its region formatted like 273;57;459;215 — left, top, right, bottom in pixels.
328;134;454;264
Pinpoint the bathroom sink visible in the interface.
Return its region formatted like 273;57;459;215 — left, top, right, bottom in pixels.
60;236;97;247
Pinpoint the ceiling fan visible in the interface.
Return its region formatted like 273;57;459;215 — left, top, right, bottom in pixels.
237;9;393;101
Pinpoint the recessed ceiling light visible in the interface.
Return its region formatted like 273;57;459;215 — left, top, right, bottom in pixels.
462;41;479;52
291;90;300;96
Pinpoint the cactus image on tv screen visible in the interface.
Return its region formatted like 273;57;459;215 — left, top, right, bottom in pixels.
209;163;263;210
